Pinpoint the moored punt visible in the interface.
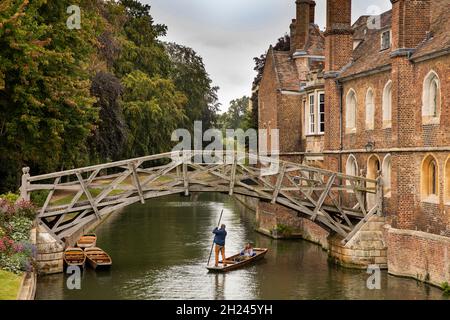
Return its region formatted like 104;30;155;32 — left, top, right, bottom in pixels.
206;248;268;273
84;247;112;270
76;234;97;249
64;247;86;269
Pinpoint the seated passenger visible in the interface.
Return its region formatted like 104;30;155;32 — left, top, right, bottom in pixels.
240;243;256;258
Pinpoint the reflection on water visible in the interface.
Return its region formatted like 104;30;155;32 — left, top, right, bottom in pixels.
36;193;446;300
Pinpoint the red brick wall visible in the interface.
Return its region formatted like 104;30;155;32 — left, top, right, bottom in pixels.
278;93;302;153
386;227;450;286
258;50;279;151
340;71;392;150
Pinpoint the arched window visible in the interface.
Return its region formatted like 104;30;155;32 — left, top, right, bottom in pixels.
346;155;358;176
366;88;375;130
346;155;358;191
422;71;441;120
382;81;392;128
421;155;439;200
367;155;381;208
382;154;392;197
346;89;357;131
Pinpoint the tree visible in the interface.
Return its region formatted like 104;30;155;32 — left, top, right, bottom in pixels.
89;72;126;162
121;70;187;158
0;0;99;192
219;96;251;131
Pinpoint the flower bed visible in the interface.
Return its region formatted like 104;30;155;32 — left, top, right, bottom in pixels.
0;193;37;274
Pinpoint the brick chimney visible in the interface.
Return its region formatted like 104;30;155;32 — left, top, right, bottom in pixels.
291;0;315;53
290;19;297;53
391;0;431;51
323;0;353;168
309;1;316;24
324;0;353;72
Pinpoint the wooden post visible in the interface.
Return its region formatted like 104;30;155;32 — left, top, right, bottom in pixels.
76;172;101;220
129;161;145;204
271;163;287;203
19;167;30;202
376;170;384;216
182;161;189;196
229;155;237;196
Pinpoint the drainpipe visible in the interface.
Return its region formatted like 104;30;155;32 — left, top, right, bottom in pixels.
336;79;344;174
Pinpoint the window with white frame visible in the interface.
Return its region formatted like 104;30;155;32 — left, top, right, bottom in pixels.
382;81;392;128
346;89;357;130
305;91;325;135
365;88;375;130
318;92;325;134
422;71;440;120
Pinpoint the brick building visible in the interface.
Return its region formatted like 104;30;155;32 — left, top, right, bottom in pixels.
257;0;450;286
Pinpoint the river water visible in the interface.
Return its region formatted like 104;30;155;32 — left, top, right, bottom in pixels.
36;193;446;300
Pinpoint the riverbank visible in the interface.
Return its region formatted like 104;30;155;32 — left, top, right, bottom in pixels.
0;270;22;300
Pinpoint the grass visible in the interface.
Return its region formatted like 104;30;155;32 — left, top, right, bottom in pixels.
0;270;23;300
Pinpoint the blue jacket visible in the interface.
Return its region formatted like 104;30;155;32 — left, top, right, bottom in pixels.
213;227;227;246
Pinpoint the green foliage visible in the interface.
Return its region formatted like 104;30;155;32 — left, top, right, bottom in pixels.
272;224;293;238
218;96;255;141
121;71;187;157
30;190;50;208
165;42;220;132
8;217;32;242
0;0;220;193
442;282;450;295
0;192;19;203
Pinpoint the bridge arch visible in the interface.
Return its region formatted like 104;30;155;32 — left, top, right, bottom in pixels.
20;151;382;246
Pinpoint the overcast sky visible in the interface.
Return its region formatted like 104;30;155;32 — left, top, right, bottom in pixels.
144;0;392;113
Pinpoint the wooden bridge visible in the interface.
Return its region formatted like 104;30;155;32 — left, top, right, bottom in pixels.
19;151;383;246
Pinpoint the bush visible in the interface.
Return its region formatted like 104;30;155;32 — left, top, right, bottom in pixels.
273;224;293;237
0;194;37;274
8;217;33;242
442;282;450;295
0;192;19;203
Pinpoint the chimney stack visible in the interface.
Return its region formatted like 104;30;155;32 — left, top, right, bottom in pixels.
391;0;431;52
324;0;353;72
309;1;316;24
292;0;315;53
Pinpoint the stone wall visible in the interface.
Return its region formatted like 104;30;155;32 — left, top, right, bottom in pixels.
328;216;387;269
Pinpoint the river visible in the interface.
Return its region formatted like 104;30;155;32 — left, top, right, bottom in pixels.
36;193;446;300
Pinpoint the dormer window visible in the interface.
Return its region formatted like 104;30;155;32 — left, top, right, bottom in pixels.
381;30;391;51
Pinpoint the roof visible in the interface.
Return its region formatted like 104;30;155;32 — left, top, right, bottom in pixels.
266;23;324;91
271;49;300;91
304;24;325;56
411;1;450;60
339;11;392;79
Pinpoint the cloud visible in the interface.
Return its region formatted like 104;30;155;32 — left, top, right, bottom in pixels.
145;0;392;111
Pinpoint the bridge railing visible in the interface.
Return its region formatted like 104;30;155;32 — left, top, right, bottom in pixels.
20;150;383;244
